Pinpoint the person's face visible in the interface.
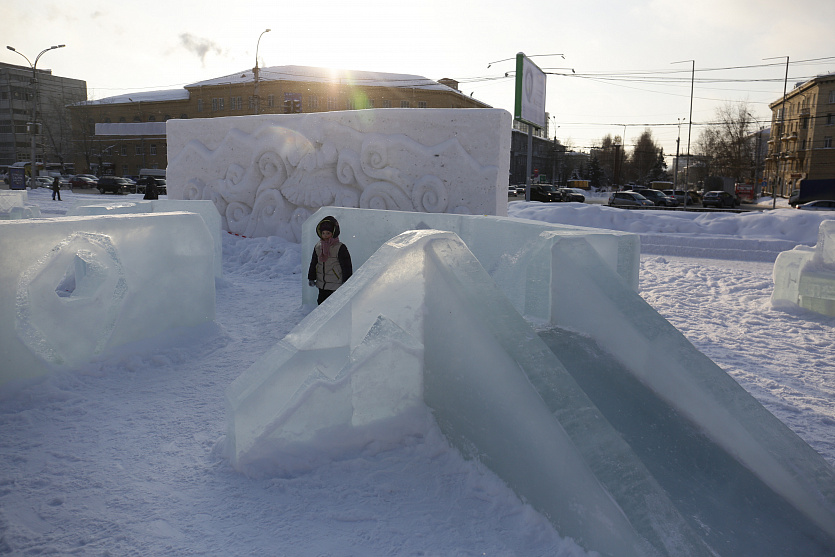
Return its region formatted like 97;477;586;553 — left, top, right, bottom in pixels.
320;230;333;240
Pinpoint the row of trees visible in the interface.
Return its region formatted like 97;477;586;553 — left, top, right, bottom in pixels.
582;129;669;189
570;101;759;190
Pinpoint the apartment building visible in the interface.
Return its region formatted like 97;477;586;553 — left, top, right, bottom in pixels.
766;72;835;196
0;62;87;170
68;65;490;177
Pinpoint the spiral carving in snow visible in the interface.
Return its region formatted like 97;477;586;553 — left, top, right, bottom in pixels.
411;175;448;213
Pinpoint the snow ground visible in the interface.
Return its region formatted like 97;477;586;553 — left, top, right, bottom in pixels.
0;188;833;556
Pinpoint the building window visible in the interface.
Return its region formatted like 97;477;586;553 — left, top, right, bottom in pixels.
249;96;255;109
212;97;224;111
150;144;157;156
267;95;275;108
367;99;375;108
231;96;242;110
825;136;833;148
829;90;835;104
308;95;319;111
121;145;127;156
197;99;203;112
327;97;337;110
148;115;156;121
418;101;427;108
382;100;391;108
135;144;144;155
827;114;835;125
119;116;126;123
400;100;410;108
346;99;355;110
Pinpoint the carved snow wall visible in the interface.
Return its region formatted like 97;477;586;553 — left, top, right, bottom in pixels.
166;109;512;241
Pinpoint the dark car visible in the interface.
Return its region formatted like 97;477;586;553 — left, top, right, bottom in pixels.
558;188;586;203
97;176;132;195
608;191;654;208
702;190;740;208
529;184;563;202
69;175;98;189
633;188;678;207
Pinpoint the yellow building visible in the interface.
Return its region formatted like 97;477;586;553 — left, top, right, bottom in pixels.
68;65;489;177
766;72;835;197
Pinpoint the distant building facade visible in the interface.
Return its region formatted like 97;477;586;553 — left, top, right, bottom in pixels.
68;66;490;177
766;72;835;196
0;62;87;170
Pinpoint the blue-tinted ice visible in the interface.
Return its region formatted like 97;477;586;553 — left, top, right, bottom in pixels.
227;220;835;556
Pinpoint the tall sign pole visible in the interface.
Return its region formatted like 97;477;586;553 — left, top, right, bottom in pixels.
514;53;547;201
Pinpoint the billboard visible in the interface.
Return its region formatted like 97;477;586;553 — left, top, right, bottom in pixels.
514;53;546;129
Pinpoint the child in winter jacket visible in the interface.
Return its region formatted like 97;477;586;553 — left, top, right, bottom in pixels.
308;215;352;304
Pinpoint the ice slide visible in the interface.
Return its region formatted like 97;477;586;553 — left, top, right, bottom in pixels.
226;224;835;557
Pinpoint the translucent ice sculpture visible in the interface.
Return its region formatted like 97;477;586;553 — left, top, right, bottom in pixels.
300;206;640;311
0;212;216;388
230;224;835;556
772;220;835;316
68;199;223;277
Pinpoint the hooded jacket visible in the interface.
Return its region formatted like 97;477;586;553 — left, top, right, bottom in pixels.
308;216;352;291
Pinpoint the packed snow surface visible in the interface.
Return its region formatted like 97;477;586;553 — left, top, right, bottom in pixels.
1;189;833;556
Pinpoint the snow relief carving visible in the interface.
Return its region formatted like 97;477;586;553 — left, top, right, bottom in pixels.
166;109;512;241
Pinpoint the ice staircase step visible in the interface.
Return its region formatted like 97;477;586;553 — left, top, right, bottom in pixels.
639;233;800;261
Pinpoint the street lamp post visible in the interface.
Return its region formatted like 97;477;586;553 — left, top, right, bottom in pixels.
254;29;271;115
6;44;65;187
674;117;684;189
672;59;694;208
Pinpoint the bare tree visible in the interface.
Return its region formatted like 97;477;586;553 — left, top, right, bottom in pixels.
696;102;757;183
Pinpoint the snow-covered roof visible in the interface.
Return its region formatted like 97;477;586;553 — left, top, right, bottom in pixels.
186;65;457;92
73;89;190;106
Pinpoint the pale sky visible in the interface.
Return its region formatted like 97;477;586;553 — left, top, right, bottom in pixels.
4;0;834;163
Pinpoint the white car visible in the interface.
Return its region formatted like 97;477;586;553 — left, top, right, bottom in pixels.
797;200;835;211
34;176;53;187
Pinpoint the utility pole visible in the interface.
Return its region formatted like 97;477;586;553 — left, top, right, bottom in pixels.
254;29;271;115
6;44;65;186
672;60;694;208
764;56;789;209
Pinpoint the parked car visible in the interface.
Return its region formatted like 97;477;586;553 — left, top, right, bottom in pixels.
608;191;654;208
508;185;518;197
34;176;53;188
663;189;701;205
789;189;802;207
558;188;586;203
633;188;678;207
529;184;563;202
702;190;740;208
797;199;835;211
69;175;98;189
96;176;132;195
515;185;526;196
